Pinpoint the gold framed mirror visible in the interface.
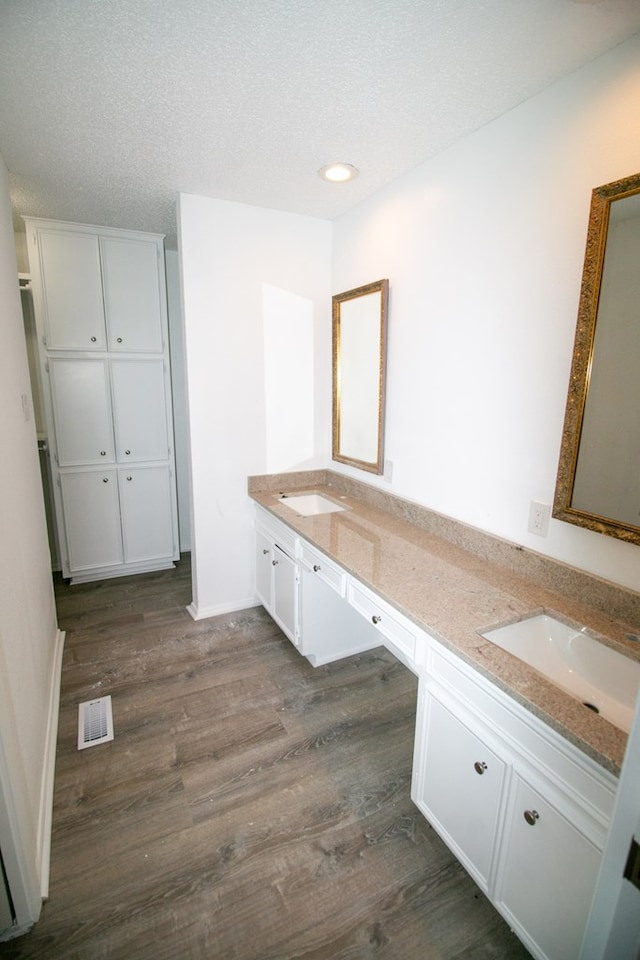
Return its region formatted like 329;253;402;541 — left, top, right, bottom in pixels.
332;279;389;475
553;172;640;544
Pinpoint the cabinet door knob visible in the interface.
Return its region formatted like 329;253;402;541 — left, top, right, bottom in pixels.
125;449;131;456
474;761;487;775
262;548;269;555
524;809;539;826
102;477;109;483
272;559;278;566
116;337;123;343
313;564;321;572
100;450;106;456
126;476;132;481
90;336;97;342
372;614;381;625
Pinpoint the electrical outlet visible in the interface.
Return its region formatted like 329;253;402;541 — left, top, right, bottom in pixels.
528;500;550;537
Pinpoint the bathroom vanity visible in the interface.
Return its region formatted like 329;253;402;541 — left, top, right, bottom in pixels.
250;472;640;960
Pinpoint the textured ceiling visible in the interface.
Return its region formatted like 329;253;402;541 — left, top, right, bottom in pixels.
1;0;639;247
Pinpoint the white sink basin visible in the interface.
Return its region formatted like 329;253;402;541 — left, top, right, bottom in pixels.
480;613;640;733
277;492;347;517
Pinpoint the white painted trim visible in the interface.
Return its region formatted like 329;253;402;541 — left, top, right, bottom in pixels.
22;216;165;244
70;559;175;584
580;688;640;959
37;629;65;900
187;597;259;621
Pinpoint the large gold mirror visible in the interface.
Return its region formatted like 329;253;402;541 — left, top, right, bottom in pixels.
332;279;389;475
554;172;640;545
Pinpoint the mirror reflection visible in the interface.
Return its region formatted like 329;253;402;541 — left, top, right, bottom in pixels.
554;173;640;544
332;279;388;475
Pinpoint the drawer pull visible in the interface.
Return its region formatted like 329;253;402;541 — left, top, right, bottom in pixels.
272;559;278;566
100;450;106;456
524;809;539;826
474;761;487;775
90;336;97;342
262;548;269;555
372;615;382;625
313;564;321;572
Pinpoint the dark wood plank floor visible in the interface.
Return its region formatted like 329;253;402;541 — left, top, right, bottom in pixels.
2;556;530;959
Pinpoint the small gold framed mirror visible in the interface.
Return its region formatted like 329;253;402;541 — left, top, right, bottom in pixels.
553;172;640;544
332;279;389;475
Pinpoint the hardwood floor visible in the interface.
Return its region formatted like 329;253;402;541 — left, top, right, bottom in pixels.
2;556;530;959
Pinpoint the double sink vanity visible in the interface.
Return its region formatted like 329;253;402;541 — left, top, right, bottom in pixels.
249;469;640;960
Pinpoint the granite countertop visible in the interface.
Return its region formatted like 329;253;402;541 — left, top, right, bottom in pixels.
249;471;640;777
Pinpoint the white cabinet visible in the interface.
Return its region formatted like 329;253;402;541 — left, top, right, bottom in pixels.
118;467;175;563
49;359;115;465
110;359;168;462
25;217;179;582
255;513;298;647
413;688;506;891
495;772;602;960
348;578;422;673
272;545;298;645
256;528;273;611
60;467;176;574
255;509;380;664
60;471;123;571
100;236;164;352
32;225;164;353
37;229;106;350
253;500;617;959
299;542;379;666
412;641;616;960
50;358;169;469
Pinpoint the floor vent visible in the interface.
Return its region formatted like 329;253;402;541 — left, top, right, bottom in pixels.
78;696;114;750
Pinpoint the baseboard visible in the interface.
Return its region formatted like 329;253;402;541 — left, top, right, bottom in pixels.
70;559;175;584
187;597;259;621
37;629;65;900
0;919;36;943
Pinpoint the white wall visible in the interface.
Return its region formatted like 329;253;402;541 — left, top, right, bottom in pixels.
0;154;60;929
178;195;332;617
164;249;191;552
332;34;640;593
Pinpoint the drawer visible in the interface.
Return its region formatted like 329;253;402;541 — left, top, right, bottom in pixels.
255;506;298;559
348;579;419;671
300;541;346;596
427;641;616;822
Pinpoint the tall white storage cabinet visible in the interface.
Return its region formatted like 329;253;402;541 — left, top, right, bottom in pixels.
24;218;180;583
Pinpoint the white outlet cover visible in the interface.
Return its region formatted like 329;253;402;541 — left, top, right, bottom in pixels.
528;500;551;537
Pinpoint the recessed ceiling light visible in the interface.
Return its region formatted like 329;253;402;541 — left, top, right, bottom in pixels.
318;163;359;183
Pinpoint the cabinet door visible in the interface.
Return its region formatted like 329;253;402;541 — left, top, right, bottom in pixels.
255;529;272;610
101;237;164;352
119;467;175;563
495;773;601;960
272;544;298;646
413;692;506;891
118;467;175;563
60;471;123;572
110;359;168;462
49;359;115;465
38;230;106;350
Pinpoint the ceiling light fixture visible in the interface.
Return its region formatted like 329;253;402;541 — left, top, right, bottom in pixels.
318;162;359;183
